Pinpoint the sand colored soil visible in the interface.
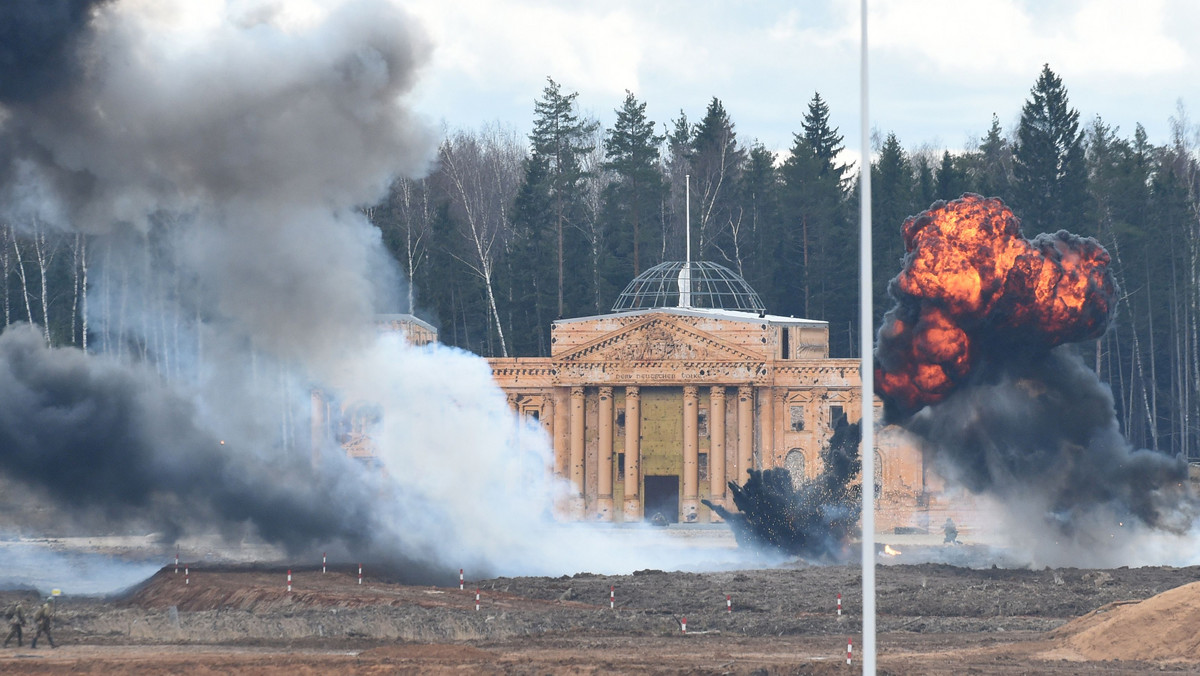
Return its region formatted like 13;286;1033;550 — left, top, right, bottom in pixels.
1047;579;1200;662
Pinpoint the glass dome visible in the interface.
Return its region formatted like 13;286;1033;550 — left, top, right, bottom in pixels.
611;261;766;313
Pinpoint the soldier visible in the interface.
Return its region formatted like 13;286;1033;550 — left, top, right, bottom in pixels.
31;599;54;649
3;599;24;648
943;517;959;544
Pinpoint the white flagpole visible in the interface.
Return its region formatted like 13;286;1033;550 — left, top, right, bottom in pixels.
859;0;877;673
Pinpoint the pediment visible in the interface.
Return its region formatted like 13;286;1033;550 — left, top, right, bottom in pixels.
556;315;762;363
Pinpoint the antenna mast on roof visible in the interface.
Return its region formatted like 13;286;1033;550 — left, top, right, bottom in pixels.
678;174;692;308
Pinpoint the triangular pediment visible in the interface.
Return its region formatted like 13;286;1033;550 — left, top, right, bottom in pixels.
557;315;762;363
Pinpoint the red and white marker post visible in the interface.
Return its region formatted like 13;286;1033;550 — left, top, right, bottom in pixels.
287;569;292;593
322;552;326;574
174;549;179;574
610;585;615;610
726;594;732;613
681;616;687;634
358;564;363;585
475;589;480;611
185;566;189;586
837;592;842;616
459;569;464;591
847;638;853;665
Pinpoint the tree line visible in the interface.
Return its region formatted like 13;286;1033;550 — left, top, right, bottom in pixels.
373;65;1199;459
1;65;1197;459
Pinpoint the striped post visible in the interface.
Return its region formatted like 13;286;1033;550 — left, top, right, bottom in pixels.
322;552;326;574
174;549;179;574
185;566;189;586
681;616;687;634
847;638;853;665
459;569;464;591
358;564;363;585
837;592;842;616
475;589;480;611
726;594;732;613
287;569;292;593
610;585;615;610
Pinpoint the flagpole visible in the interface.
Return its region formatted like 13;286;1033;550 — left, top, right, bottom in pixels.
859;0;877;673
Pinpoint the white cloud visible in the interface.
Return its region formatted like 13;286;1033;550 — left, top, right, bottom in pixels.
870;0;1186;78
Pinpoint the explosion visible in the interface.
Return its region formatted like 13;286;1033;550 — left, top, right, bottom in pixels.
875;195;1192;543
704;421;861;562
876;194;1115;418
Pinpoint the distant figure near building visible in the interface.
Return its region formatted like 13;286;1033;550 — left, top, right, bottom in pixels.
943;517;959;544
3;600;24;647
31;600;54;649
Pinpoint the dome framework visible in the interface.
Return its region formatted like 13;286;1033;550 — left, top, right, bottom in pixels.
611;261;766;313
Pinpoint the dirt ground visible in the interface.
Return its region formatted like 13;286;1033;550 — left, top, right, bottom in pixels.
3;545;1200;675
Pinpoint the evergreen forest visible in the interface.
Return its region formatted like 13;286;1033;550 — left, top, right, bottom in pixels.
3;66;1198;460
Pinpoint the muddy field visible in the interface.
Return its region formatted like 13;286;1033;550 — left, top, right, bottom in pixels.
2;547;1200;674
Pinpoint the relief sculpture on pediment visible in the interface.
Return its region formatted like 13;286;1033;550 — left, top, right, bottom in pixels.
615;323;710;361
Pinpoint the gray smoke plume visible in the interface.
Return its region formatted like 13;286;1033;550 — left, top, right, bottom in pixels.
0;0;443;563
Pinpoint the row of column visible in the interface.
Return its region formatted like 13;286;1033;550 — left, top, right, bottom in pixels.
557;384;763;522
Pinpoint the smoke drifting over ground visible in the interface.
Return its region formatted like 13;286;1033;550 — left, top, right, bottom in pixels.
0;0;726;584
875;195;1194;552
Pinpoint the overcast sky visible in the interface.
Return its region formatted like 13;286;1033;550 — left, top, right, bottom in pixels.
400;0;1199;167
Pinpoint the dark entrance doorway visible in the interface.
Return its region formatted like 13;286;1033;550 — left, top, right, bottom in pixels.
644;475;679;523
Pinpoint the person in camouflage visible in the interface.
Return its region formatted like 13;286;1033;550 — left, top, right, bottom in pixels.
31;599;54;649
3;600;24;648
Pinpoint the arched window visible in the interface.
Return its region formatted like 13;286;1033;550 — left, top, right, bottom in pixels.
784;449;806;490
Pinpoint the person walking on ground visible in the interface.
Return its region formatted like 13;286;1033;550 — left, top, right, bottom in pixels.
943;517;959;544
3;600;24;648
31;599;55;649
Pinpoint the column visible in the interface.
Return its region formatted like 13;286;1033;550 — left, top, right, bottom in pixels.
737;386;753;483
709;386;727;521
569;386;585;519
682;385;700;522
553;389;569;479
623;386;642;521
597;386;614;521
760;386;775;469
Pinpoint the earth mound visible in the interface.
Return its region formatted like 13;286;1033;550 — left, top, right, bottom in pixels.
1049;579;1200;662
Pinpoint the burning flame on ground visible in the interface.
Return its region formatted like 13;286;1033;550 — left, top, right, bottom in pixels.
875;194;1115;417
882;544;901;556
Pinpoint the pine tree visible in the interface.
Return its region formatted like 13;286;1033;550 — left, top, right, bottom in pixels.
934;151;969;202
601;91;665;289
972;114;1013;200
691;98;747;266
1013;65;1089;234
871;133;913;324
780;93;855;354
527;77;599;318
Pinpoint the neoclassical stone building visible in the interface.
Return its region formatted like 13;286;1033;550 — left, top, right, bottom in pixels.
488;262;931;527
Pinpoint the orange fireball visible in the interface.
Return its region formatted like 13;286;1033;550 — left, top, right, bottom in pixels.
875;194;1115;417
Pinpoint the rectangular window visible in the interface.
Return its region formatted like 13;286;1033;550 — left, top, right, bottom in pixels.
698;409;709;437
616;411;626;429
617;452;625;478
830;405;846;428
698;452;709;482
789;405;805;432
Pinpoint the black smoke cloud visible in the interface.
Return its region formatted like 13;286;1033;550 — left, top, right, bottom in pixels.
0;0;110;103
705;421;862;562
0;322;382;550
904;346;1192;536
